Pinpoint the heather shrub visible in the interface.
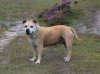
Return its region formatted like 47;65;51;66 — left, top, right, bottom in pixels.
38;0;71;25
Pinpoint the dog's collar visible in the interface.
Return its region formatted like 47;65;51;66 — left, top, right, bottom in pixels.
34;25;40;33
30;25;40;38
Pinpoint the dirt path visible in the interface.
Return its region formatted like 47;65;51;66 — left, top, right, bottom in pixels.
76;10;100;35
0;21;25;52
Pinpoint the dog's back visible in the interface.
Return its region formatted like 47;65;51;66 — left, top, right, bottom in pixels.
39;25;73;46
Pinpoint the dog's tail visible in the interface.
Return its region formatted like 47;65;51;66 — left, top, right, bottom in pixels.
70;27;81;41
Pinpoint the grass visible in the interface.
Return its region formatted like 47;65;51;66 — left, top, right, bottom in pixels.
69;0;100;26
0;34;100;74
0;0;61;20
0;0;100;22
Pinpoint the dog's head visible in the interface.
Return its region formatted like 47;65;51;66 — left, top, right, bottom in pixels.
23;20;40;35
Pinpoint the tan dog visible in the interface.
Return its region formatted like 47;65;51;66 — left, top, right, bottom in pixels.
23;20;81;64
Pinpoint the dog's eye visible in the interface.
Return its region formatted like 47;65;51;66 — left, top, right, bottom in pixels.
24;25;27;28
30;26;33;28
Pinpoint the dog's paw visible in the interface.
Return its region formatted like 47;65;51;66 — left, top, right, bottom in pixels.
35;60;40;64
63;57;70;62
29;57;36;62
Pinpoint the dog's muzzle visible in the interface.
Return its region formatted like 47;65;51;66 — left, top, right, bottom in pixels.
26;29;31;35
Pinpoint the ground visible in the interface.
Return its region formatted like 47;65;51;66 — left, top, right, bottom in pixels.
0;0;100;74
0;34;100;74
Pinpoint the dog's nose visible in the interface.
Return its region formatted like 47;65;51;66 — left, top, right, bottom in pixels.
26;28;30;35
26;28;29;32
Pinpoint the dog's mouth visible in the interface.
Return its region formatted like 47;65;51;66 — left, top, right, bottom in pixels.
26;31;30;35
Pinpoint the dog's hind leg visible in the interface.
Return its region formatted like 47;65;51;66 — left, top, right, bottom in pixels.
63;36;73;62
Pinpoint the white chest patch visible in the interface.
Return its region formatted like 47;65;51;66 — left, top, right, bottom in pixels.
28;37;38;47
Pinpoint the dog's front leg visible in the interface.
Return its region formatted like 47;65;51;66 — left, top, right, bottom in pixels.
35;45;43;64
29;47;37;62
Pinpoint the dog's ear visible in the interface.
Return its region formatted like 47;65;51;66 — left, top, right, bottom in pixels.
23;20;27;24
33;20;37;23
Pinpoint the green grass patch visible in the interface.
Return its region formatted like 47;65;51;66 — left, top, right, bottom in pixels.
69;0;100;26
0;34;100;74
0;0;60;20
